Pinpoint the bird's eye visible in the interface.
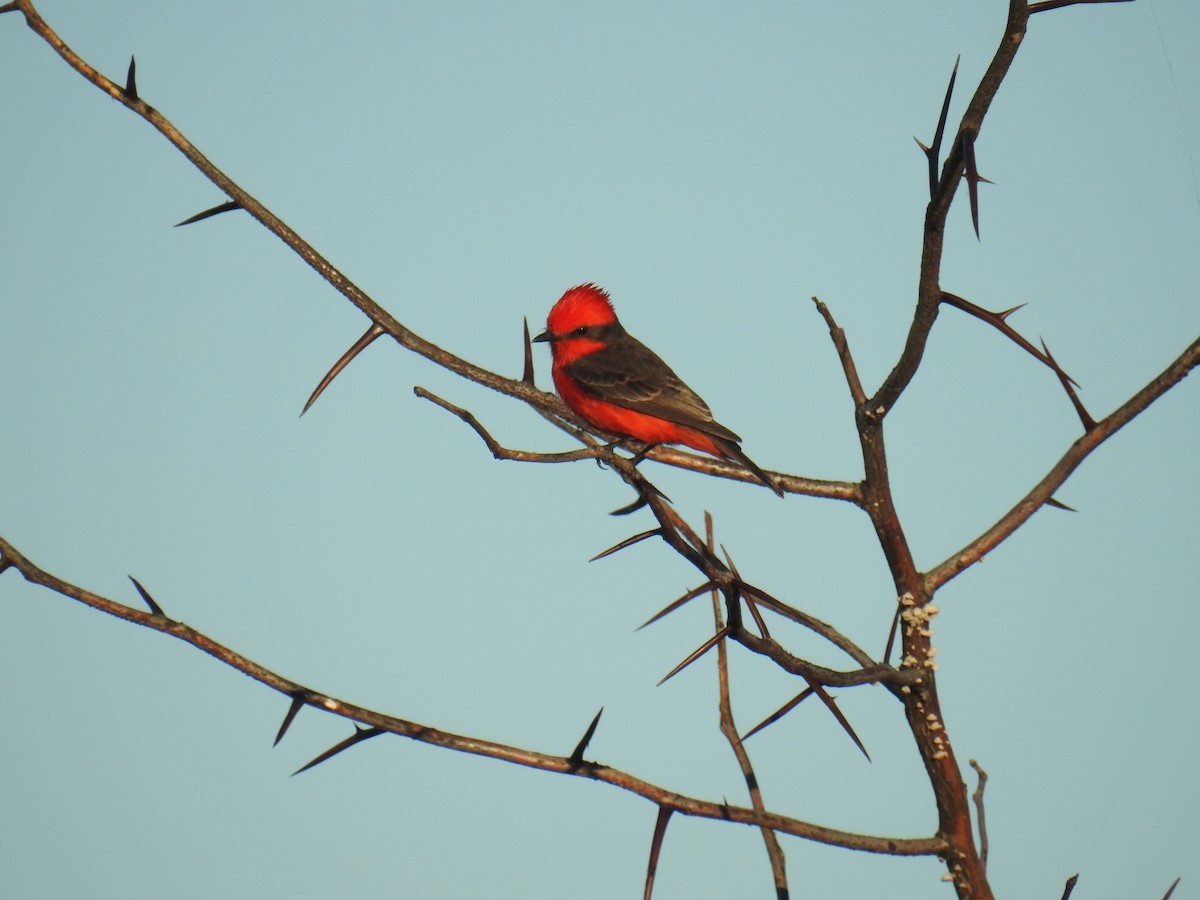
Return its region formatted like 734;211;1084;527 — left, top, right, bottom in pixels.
572;326;589;337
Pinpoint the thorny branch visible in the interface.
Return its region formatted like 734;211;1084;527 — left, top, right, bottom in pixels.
0;535;942;857
3;1;1193;898
0;0;855;505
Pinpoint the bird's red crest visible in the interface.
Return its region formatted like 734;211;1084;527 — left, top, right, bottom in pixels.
546;283;618;336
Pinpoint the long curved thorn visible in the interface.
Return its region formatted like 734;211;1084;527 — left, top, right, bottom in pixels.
174;200;242;227
940;291;1080;387
291;725;383;776
301;323;386;416
643;806;674;900
637;582;716;631
590;528;662;562
610;495;648;516
656;626;728;687
1045;496;1076;512
1161;876;1181;900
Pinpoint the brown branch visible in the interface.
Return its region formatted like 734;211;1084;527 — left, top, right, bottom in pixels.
969;759;989;870
939;291;1079;385
812;297;866;407
8;0;856;504
707;516;789;899
414;387;603;464
925;335;1200;591
871;0;1031;415
0;534;943;857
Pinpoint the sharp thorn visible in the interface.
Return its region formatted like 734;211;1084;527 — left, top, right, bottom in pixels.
636;583;715;631
1045;496;1076;512
291;725;383;776
742;688;815;741
567;707;604;768
590;528;662;562
610;495;650;516
655;626;727;687
174;200;242;227
124;55;138;101
127;575;164;617
522;317;535;385
643;807;674;900
274;694;306;747
301;324;386;416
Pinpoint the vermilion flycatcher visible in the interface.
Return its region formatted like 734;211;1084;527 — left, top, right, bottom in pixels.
534;284;783;496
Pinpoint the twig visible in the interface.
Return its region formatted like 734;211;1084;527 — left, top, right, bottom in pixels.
925;336;1200;591
0;533;944;855
969;759;989;870
707;515;789;898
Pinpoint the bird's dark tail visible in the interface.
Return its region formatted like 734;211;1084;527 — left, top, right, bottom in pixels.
716;439;785;497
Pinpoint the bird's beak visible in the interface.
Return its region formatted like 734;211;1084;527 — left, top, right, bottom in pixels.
532;329;553;343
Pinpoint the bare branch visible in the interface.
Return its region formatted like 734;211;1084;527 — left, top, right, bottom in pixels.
9;0;854;502
706;517;789;898
415;387;602;464
969;759;989;869
1040;338;1097;431
926;335;1200;591
0;534;943;855
940;291;1079;386
812;297;867;406
871;0;1031;414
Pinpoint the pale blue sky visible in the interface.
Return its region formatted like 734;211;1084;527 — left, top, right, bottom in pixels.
2;2;1198;898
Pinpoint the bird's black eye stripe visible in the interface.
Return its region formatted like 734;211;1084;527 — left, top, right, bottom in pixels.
573;325;590;337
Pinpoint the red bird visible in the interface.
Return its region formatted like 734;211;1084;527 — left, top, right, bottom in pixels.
534;284;783;496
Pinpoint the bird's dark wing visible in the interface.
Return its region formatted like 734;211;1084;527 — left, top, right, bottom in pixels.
564;334;743;443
